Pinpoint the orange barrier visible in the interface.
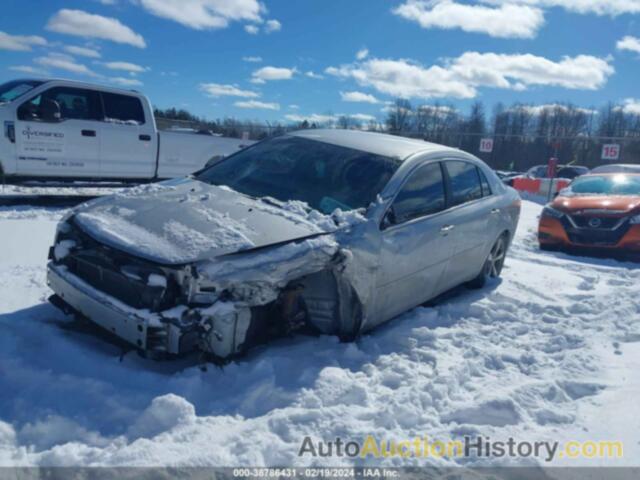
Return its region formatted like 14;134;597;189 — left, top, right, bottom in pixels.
513;177;541;194
513;177;571;196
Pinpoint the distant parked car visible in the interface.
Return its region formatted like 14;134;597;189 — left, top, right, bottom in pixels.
591;164;640;174
539;173;640;252
496;170;524;186
524;164;589;180
48;130;521;360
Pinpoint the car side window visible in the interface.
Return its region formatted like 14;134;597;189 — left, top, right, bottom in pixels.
445;160;483;206
388;162;446;225
101;92;145;125
478;168;492;197
18;87;102;122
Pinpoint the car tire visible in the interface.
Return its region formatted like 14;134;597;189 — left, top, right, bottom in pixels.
539;243;556;251
466;233;508;289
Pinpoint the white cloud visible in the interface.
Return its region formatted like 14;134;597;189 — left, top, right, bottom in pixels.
617;98;640;115
617;36;640;54
513;103;597;115
289;104;300;109
242;56;263;62
138;0;263;30
0;31;47;52
356;48;369;60
64;45;101;58
34;53;97;77
109;76;143;87
9;65;48;75
199;83;260;98
234;100;280;110
245;25;260;35
305;71;324;79
284;112;375;124
326;52;613;99
103;61;148;73
483;0;640;16
47;9;146;48
340;91;381;104
349;113;376;122
393;1;544;39
264;19;282;33
251;66;296;84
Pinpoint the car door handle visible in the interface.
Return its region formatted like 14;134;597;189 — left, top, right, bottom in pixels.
491;208;501;215
81;129;96;137
440;225;455;235
139;134;152;141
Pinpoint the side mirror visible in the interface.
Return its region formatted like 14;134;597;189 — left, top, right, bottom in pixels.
39;99;61;123
381;206;397;230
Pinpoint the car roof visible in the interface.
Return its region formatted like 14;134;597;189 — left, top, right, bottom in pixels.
288;129;460;160
580;172;640;177
13;77;141;96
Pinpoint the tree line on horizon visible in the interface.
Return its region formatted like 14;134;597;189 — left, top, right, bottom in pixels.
155;99;640;172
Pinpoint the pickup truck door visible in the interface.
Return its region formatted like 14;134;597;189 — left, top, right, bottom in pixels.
99;92;156;179
14;86;101;177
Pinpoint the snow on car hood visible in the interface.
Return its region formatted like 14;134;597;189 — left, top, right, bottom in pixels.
71;178;351;265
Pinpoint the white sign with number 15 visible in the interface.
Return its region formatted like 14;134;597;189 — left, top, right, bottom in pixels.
601;144;620;161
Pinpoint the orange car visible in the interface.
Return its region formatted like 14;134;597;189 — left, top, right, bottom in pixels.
538;173;640;252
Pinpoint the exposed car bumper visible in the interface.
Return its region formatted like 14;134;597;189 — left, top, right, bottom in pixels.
47;262;153;350
47;262;257;359
538;217;640;251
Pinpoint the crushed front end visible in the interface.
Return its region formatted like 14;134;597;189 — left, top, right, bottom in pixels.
47;215;356;360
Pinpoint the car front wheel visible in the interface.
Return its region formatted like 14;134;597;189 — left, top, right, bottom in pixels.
467;234;507;289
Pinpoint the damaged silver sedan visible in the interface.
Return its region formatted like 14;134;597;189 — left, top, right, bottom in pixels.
47;130;521;360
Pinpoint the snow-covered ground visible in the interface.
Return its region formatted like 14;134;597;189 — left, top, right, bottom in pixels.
0;200;638;467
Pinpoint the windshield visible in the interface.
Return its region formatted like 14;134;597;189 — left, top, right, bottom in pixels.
0;80;44;104
567;175;640;196
557;166;589;179
196;136;400;214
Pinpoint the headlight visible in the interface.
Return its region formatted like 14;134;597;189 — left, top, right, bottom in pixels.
541;206;564;219
630;214;640;225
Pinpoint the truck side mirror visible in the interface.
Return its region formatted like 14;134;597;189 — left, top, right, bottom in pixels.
39;99;61;123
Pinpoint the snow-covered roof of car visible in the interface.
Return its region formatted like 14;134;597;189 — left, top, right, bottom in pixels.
288;129;459;160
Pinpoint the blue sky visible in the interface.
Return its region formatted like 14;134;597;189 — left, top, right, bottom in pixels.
1;0;640;124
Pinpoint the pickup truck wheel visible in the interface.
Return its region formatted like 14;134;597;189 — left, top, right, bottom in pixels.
466;234;507;289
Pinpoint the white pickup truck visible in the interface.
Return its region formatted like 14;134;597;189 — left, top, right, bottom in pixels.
0;78;252;182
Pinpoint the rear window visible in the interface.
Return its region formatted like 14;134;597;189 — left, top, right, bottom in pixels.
479;168;492;197
445;161;483;206
102;92;145;125
391;162;446;224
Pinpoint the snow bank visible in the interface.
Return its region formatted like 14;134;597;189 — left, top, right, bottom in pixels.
1;201;639;467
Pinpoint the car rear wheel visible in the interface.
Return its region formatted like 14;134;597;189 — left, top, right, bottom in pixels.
467;234;507;289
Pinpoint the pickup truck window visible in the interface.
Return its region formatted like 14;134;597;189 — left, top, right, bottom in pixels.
0;80;43;104
102;92;145;125
18;87;102;122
